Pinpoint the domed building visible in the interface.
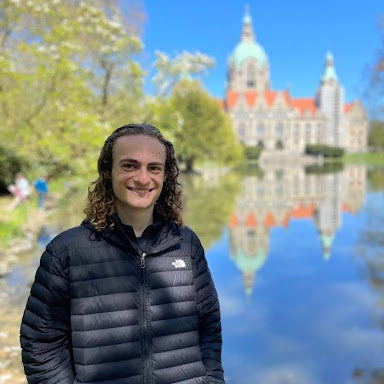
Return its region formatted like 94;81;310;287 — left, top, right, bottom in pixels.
223;7;367;158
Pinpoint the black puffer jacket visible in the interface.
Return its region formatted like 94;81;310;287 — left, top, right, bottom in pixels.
20;217;224;384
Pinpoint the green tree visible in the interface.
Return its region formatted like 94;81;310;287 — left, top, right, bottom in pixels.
0;0;145;176
368;119;384;148
181;172;242;249
365;14;384;119
169;79;243;172
151;50;215;97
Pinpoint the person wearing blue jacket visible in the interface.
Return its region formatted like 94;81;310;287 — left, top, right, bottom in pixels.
34;176;49;209
20;123;224;384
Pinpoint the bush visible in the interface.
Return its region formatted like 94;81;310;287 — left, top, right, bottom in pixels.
0;146;30;194
305;144;344;158
244;146;263;160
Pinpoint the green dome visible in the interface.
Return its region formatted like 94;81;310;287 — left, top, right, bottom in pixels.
233;248;267;272
232;41;268;67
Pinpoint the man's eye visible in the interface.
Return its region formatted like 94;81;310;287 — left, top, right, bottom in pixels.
122;163;136;170
149;166;161;173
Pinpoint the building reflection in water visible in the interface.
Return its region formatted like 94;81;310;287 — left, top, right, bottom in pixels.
227;165;366;295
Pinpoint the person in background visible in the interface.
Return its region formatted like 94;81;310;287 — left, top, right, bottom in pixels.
34;176;49;209
20;123;224;384
7;172;30;209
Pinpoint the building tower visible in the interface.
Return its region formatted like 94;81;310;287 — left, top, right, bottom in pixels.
317;52;346;148
227;6;270;93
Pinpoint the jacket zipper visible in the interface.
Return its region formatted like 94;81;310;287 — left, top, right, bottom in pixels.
137;239;181;383
140;252;146;268
139;255;151;384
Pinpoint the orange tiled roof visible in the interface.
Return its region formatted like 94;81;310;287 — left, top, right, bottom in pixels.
342;202;352;213
226;91;239;109
244;91;258;106
264;212;276;228
245;213;257;227
225;89;294;109
290;98;316;115
344;103;353;113
290;202;315;218
282;212;290;227
228;213;239;228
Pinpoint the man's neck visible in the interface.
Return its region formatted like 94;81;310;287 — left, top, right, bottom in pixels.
116;208;154;237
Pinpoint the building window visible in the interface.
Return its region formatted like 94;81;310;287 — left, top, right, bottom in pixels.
246;64;256;89
276;140;284;150
239;124;245;140
305;123;311;141
275;123;284;137
294;124;300;142
257;123;264;137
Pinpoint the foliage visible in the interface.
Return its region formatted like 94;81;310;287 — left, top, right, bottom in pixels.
368;120;384;148
305;162;344;175
243;146;262;161
0;0;146;176
0;198;30;245
151;50;215;97
0;145;30;194
305;144;344;158
367;167;384;192
167;79;243;172
181;171;242;249
364;15;384;120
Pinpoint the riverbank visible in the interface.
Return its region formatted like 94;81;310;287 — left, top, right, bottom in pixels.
0;192;63;384
0;191;60;275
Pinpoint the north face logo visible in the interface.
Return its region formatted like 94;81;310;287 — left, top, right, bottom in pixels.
172;259;186;269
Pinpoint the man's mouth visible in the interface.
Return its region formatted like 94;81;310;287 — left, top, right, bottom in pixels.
128;187;154;193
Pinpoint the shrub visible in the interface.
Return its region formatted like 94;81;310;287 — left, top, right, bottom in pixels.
305;144;344;158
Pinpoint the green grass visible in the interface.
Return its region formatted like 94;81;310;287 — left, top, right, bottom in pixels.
343;152;384;165
0;200;30;246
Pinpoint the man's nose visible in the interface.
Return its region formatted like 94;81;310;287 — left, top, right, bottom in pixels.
134;167;150;183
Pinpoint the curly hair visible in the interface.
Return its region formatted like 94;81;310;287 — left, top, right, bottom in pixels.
84;123;183;231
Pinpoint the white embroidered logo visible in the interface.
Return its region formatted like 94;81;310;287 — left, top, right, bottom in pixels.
172;259;186;269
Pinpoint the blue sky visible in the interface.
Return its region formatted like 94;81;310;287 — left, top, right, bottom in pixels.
142;1;382;104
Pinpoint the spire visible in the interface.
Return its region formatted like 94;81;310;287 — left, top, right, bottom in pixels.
241;4;256;43
321;51;338;85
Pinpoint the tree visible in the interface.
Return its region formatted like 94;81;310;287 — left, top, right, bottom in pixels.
365;14;384;119
169;79;243;172
151;50;215;97
368;119;384;148
0;0;146;176
181;172;242;249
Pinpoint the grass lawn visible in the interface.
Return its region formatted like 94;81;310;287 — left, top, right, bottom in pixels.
343;151;384;165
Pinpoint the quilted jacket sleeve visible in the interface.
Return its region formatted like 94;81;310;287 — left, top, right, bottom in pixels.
190;230;225;383
20;240;74;384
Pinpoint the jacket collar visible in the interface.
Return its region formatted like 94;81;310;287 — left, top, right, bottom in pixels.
81;214;182;254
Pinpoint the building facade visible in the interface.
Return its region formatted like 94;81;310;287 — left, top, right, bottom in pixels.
223;8;367;156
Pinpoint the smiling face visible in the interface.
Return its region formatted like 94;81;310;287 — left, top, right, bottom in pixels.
111;134;166;223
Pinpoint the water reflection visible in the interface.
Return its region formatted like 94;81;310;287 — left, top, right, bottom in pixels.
227;164;366;295
201;164;384;384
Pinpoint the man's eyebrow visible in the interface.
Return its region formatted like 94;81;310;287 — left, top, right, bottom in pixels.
118;158;165;166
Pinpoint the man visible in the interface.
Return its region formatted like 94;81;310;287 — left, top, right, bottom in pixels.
20;123;224;384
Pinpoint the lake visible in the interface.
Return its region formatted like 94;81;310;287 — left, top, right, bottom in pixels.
1;163;384;383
